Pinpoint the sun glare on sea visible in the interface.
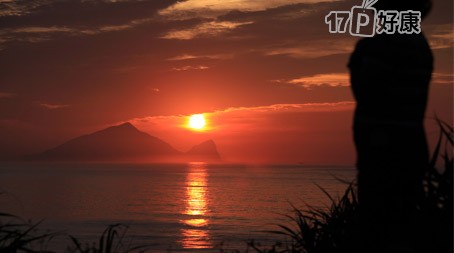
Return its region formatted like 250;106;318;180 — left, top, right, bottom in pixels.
188;114;206;130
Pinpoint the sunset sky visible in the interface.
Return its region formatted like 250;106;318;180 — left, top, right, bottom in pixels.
0;0;452;164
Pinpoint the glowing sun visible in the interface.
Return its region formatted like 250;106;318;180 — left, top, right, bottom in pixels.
188;114;206;130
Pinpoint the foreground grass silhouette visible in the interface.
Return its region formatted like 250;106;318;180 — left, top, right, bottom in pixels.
1;119;452;253
0;218;148;253
249;118;452;253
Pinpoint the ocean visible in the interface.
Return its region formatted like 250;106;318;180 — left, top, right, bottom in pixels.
0;163;355;252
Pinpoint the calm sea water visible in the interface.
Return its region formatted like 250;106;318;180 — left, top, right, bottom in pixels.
0;163;355;252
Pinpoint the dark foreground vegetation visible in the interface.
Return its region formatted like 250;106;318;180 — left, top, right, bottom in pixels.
252;174;451;253
249;118;452;253
1;120;452;253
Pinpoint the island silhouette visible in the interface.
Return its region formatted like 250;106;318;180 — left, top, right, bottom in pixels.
24;122;221;163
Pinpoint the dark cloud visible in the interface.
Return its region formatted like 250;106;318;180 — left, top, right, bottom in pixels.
0;0;177;28
38;102;71;109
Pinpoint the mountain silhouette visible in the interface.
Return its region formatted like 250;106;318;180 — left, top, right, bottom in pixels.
28;122;221;163
186;140;221;162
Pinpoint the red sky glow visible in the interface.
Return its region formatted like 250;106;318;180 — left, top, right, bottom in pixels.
0;0;452;164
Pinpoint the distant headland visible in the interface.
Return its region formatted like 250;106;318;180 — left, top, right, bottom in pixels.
23;122;221;163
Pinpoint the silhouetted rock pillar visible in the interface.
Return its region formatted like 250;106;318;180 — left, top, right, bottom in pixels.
348;2;433;251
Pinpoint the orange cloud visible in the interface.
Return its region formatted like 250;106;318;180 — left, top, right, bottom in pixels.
220;102;354;114
172;65;210;71
159;0;339;19
126;101;354;132
426;24;454;50
276;73;350;88
167;53;234;61
432;73;454;85
161;21;253;40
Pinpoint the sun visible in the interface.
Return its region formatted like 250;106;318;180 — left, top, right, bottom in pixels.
188;114;206;130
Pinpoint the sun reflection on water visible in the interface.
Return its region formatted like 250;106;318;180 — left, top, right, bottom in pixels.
180;162;211;249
